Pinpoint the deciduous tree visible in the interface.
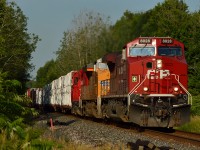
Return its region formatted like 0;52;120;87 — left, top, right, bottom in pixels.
0;0;39;93
56;10;111;75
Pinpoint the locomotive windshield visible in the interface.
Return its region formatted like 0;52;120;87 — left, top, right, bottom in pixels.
158;47;182;56
129;47;155;56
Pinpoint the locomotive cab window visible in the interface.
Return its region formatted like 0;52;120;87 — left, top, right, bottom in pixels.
158;47;182;56
129;47;155;56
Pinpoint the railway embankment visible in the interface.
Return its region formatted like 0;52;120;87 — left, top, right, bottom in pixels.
33;113;200;150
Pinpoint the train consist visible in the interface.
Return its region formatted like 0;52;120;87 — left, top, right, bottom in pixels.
27;37;192;128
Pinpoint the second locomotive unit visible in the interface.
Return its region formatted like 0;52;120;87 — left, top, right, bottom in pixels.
29;37;192;128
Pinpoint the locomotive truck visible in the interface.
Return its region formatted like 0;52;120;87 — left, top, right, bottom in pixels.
28;37;192;128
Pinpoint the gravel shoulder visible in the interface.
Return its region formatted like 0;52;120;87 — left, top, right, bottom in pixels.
33;113;200;150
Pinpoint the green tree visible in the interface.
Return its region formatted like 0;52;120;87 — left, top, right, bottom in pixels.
186;11;200;94
0;1;39;147
0;1;39;93
36;59;58;87
56;10;111;75
141;0;189;39
108;10;144;51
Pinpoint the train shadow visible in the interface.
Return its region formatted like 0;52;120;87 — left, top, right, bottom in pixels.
47;119;77;126
145;127;175;133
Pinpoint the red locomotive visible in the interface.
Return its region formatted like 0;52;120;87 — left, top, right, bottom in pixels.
100;37;192;127
28;37;192;128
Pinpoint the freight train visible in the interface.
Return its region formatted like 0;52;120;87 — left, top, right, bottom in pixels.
27;37;192;128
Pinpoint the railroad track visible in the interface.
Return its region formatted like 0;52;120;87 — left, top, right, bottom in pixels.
143;128;200;147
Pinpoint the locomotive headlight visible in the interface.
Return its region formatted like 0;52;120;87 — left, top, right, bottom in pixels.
157;59;162;68
174;87;179;92
143;87;148;91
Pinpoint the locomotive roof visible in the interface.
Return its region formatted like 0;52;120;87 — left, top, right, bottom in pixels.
102;51;121;63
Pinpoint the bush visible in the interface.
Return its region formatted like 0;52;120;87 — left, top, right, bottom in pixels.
27;128;44;140
191;95;200;116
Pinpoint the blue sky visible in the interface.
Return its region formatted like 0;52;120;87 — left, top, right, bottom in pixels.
10;0;200;78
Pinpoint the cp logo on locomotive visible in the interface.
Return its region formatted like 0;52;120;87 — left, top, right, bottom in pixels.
147;69;170;79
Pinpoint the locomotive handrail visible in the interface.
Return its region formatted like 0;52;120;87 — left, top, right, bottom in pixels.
171;74;192;105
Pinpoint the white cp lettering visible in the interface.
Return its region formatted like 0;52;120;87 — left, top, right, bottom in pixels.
147;70;170;79
160;70;170;79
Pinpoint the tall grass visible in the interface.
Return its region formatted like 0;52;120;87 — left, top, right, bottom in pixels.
176;95;200;133
177;95;200;133
177;116;200;133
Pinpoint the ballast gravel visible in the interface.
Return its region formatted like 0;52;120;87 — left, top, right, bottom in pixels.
33;113;199;150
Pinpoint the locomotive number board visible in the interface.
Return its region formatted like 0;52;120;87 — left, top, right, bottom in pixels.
139;38;152;44
161;38;173;44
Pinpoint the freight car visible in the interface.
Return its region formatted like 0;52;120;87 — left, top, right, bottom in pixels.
28;37;192;128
